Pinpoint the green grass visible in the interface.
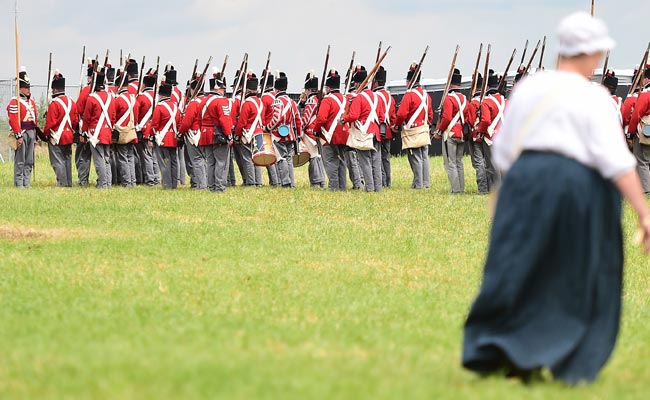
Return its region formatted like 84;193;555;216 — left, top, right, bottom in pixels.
0;147;649;399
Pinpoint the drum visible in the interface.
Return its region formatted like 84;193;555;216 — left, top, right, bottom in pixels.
278;124;290;138
292;141;311;168
252;133;277;166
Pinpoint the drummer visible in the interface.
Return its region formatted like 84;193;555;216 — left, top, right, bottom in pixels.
234;71;264;186
267;72;301;187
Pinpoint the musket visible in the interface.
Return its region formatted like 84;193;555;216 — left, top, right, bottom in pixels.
312;45;331;155
371;41;382;85
435;45;461;130
343;51;356;95
232;53;248;100
354;46;391;94
103;49;110;72
137;56;146;94
13;0;21;147
46;52;53;104
469;44;483;100
152;56;161;107
628;43;650;97
79;45;86;90
497;48;517;94
600;50;610;85
239;54;249;114
538;36;547;70
259;51;272;95
90;53;99;93
407;45;430;91
190;56;213;103
591;0;595;16
479;44;492;107
220;54;229;77
520;39;528;65
523;39;542;75
185;58;199;99
120;49;123;67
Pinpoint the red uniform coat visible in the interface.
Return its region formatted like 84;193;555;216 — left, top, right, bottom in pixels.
83;90;116;145
234;95;264;141
204;94;233;142
341;88;386;140
439;89;467;140
114;91;140;144
374;87;396;140
301;94;319;141
394;87;434;128
148;98;180;147
171;86;184;109
628;85;650;135
308;91;349;145
230;96;241;123
179;95;203;136
43;94;79;145
6;96;38;134
622;93;638;133
261;90;276;127
135;89;155;133
464;96;482;143
128;80;139;96
269;93;301;141
479;91;507;141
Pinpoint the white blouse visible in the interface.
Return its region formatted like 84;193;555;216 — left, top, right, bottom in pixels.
493;71;636;180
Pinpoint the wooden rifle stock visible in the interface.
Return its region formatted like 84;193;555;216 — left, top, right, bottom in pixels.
354;46;391;94
520;40;528;65
343;51;356;95
220;54;229;77
469;44;483;99
434;45;460;131
591;0;595;16
190;56;213;103
259;51;272;94
137;56;146;95
103;49;109;74
46;52;53;105
232;53;247;100
497;48;517;94
407;45;430;91
628;43;650;97
90;54;99;93
79;46;86;91
479;44;492;107
318;45;331;100
116;53;131;93
538;36;547;70
153;56;160;106
600;50;610;85
239;54;249;114
371;41;382;85
523;40;541;75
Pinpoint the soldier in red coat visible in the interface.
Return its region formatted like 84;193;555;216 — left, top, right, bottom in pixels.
478;71;506;191
148;82;181;189
83;69;117;189
113;71;140;187
308;69;349;191
162;63;189;186
260;70;280;186
229;70;246;186
603;70;623;128
179;73;207;189
300;72;326;188
135;68;159;186
394;63;433;189
75;58;96;186
437;68;466;194
341;65;386;192
204;72;234;192
622;65;641;148
463;73;489;194
234;72;264;186
372;66;396;188
628;65;650;194
43;71;78;187
268;72;301;187
6;68;38;187
126;58;140;96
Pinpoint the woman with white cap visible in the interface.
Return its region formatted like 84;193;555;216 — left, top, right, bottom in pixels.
462;12;650;384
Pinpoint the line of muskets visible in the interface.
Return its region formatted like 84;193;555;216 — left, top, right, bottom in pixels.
55;39;644;114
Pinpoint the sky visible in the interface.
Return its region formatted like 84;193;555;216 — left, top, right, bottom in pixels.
1;0;649;95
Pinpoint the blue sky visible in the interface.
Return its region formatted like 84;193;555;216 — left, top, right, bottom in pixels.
1;0;647;94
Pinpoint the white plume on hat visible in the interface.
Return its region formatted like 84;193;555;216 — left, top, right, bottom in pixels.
557;11;615;57
20;66;26;72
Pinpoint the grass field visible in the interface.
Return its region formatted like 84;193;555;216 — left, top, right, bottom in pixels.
1;143;649;399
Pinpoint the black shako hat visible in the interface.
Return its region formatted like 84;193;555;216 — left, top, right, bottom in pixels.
352;65;367;84
143;68;157;87
325;69;340;88
375;66;387;84
603;69;618;90
246;71;259;91
451;68;462;85
163;63;177;85
406;62;421;83
51;70;65;90
274;71;288;91
19;68;30;88
304;71;319;89
158;83;173;97
126;59;139;76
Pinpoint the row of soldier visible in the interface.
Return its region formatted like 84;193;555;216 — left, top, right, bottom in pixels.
7;56;650;194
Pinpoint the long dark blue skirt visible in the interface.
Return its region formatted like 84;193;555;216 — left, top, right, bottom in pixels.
462;151;624;384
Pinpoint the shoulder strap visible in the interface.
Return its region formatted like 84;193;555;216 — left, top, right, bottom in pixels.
51;97;73;144
405;88;428;129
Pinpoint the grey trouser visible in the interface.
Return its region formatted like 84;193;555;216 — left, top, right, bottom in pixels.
346;149;363;189
468;140;488;194
227;147;236;186
117;143;136;187
155;146;178;189
48;143;72;187
407;145;430;189
322;144;347;191
152;154;161;184
634;136;650;194
91;143;112;189
442;138;465;193
308;155;326;188
110;145;120;185
275;141;294;187
380;139;392;188
189;144;208;190
14;129;35;187
75;141;92;186
136;142;156;186
236;143;258;186
178;143;188;186
206;144;230;192
267;164;280;186
356;140;383;192
482;142;501;192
